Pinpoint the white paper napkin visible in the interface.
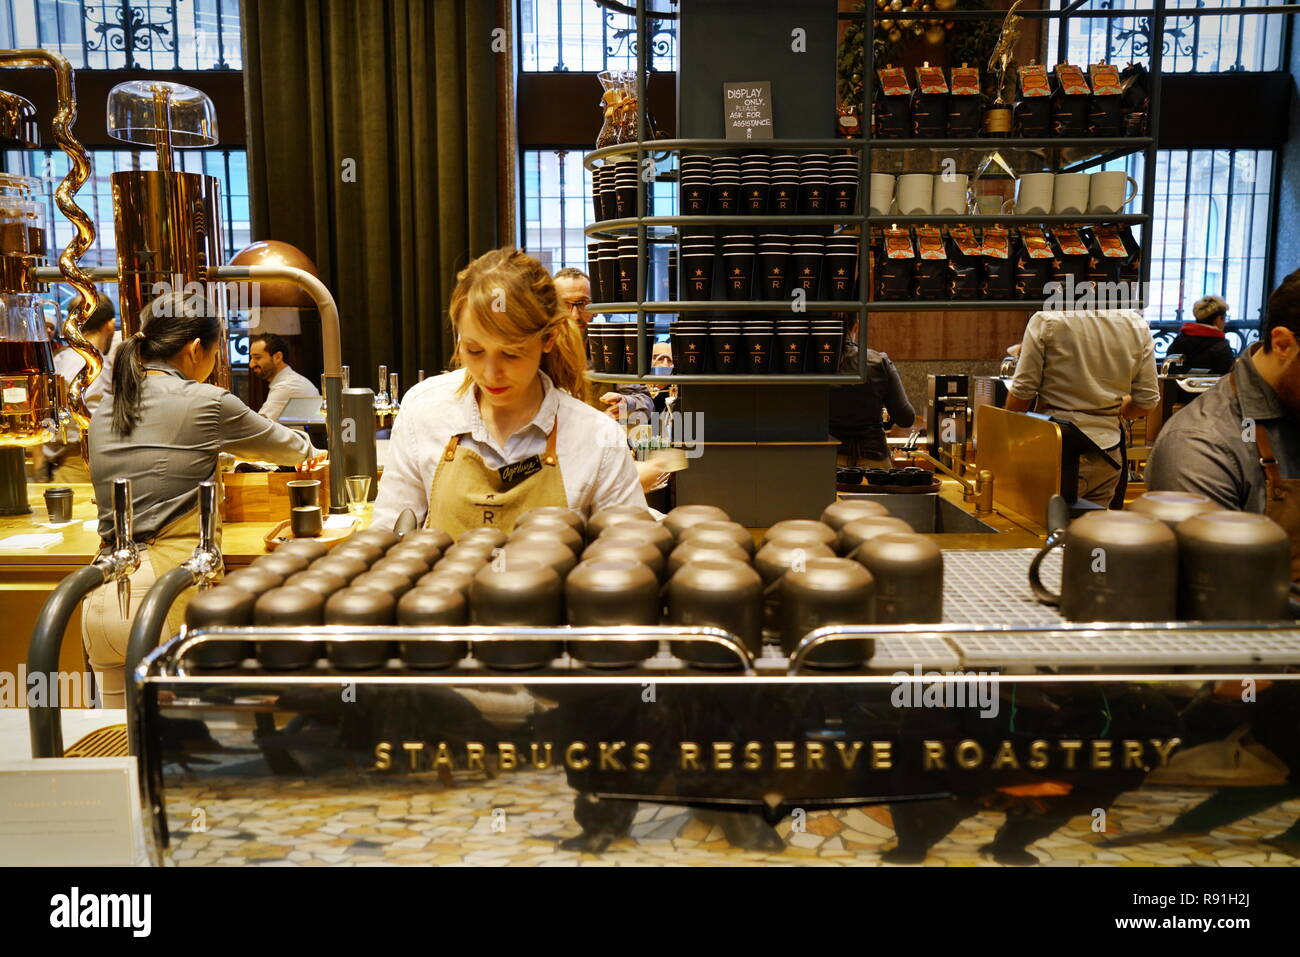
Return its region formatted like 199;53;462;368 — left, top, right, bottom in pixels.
0;533;63;550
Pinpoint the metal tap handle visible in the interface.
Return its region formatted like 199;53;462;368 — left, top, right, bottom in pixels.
388;373;399;409
111;478;133;554
417;369;425;383
377;364;388;397
341;365;350;389
196;480;217;557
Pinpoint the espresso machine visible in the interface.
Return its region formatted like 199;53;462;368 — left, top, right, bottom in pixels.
970;355;1015;453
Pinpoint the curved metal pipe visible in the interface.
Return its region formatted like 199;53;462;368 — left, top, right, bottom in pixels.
26;564;109;757
0;49;100;429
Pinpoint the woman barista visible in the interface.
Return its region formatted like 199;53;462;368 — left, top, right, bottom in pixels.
82;291;317;706
372;248;645;534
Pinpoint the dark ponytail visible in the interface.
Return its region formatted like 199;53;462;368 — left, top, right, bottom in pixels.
111;290;221;436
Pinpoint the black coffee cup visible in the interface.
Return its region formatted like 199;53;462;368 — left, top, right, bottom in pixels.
722;252;754;301
811;330;844;373
602;325;627;374
830;184;858;216
758;249;790;301
672;330;709;374
743;331;774;374
777;331;808;373
771;184;798;214
622;326;639;372
743;183;770;215
791;251;823;296
291;506;323;538
681;182;711;215
825;255;858;300
588;325;606;372
710;329;743;374
712;184;739;215
681;255;715;300
799;182;829;215
43;486;73;524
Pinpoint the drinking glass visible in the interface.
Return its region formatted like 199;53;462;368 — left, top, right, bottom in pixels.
345;475;372;514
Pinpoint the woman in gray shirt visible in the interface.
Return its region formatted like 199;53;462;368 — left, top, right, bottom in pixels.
83;291;315;706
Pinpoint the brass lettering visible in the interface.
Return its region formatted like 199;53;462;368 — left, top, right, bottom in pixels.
530;742;554;770
775;742;796;770
433;742;455;770
922;741;946;770
712;742;734;771
743;742;762;771
466;742;486;771
871;741;892;770
599;741;626;771
403;741;425;771
498;742;518;771
805;742;826;770
955;739;984;769
1151;738;1181;768
1091;740;1112;770
991;740;1020;770
1059;740;1083;770
374;742;392;771
837;741;864;769
1123;740;1145;770
632;742;652;771
679;742;702;771
565;742;590;770
1028;741;1049;770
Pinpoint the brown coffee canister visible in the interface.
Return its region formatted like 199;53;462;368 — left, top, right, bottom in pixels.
434;554;490;578
662;504;730;541
403;528;454;552
417;568;477;599
254;586;325;670
668;558;763;669
442;542;498;565
457;527;509;551
677;520;757;558
184;586;255;669
763;519;840;554
371;554;433;581
385;540;445;566
272;539;330;563
310;553;370;582
470;560;563;669
582;538;666;580
1175;511;1291;621
839;515;914;559
586;505;656;543
325;586;396;669
820;498;889;533
502;540;578;581
253;552;310;580
755;539;838;644
517;506;586;540
351;569;415;597
397;583;469;668
222;566;285;595
1128;490;1221;529
666;539;750;578
780;557;875;668
852;532;944;623
597;520;676;558
330;541;385;566
566;558;660;667
284;569;349;599
509;521;585;558
350;528;402;551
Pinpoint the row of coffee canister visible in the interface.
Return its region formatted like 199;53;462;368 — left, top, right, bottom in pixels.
184;500;945;673
1029;490;1293;622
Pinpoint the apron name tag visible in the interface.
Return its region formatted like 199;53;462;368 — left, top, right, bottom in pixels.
498;455;543;490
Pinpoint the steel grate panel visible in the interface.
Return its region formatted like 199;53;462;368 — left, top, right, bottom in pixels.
942;548;1065;627
953;631;1300;668
869;635;963;671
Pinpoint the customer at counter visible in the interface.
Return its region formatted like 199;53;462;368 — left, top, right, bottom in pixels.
249;332;319;421
1005;308;1160;507
1147;271;1300;576
372;248;645;534
83;291;318;707
829;323;914;469
552;266;653;424
1165;295;1237;376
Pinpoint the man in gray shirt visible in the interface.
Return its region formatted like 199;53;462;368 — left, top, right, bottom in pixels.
1147;272;1300;542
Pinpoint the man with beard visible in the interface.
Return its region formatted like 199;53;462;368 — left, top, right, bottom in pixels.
1147;270;1300;576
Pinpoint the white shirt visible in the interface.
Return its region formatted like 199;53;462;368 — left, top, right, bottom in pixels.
372;368;647;529
1009;309;1160;449
45;345;114;451
258;364;319;421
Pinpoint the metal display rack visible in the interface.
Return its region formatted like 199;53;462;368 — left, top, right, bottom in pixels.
581;0;1195;383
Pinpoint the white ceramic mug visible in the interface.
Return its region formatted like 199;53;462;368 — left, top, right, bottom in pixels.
932;173;970;215
1089;171;1139;213
897;173;935;215
869;173;896;216
1052;173;1090;214
1015;173;1054;215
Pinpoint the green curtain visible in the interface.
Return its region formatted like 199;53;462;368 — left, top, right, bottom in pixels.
240;0;499;386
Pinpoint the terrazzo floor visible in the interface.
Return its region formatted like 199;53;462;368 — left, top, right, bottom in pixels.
162;769;1300;867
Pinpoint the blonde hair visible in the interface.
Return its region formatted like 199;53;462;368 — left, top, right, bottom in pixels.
449;248;588;399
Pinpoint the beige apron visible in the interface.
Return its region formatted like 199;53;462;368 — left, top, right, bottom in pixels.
1234;371;1300;581
425;418;567;537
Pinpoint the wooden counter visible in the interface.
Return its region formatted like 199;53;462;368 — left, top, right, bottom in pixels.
0;483;359;707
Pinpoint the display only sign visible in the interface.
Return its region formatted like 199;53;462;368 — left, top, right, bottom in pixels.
724;81;773;140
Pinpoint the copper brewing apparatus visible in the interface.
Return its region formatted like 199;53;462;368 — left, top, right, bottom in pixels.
0;50;100;513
